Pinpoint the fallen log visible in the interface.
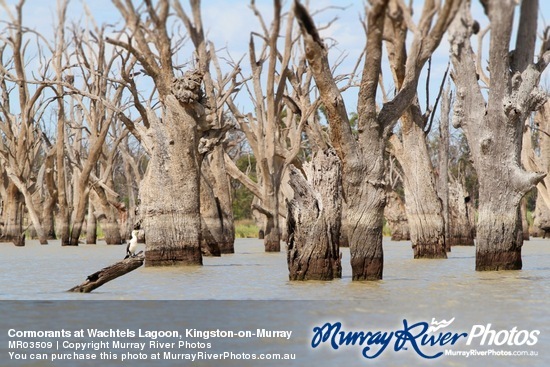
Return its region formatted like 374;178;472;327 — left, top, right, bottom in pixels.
68;251;144;293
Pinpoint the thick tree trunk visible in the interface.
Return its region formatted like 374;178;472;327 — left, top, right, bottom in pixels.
264;211;281;252
447;181;475;246
287;149;342;280
2;184;25;246
210;147;235;253
199;173;222;257
476;190;523;270
449;0;547;271
345;139;385;281
199;162;227;256
384;190;410;241
139;85;203;266
392;123;446;258
90;191;122;245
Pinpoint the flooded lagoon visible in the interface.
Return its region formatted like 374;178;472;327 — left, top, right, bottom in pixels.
1;238;548;366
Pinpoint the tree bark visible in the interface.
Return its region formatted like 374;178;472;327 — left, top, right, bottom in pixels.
390;116;447;258
2;183;24;246
521;198;530;240
438;86;451;251
86;200;97;245
384;190;410;241
287;148;342;280
296;0;460;279
449;0;548;271
447;180;475;246
68;253;144;293
200;160;229;255
139;77;203;266
533;193;550;237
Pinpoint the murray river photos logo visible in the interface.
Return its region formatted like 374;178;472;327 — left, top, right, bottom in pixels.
310;318;540;359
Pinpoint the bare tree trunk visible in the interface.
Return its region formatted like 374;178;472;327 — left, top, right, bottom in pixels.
287;148;342;280
438;86;451;251
90;190;122;245
521;197;530;240
296;0;459;279
345;137;385;280
139;90;203;266
448;180;475;246
384;190;410;241
200;159;229;255
533;193;550;237
476;185;523;270
199;172;222;257
449;0;548;271
390;116;447;258
42;153;57;240
2;184;24;246
86;200;97;245
102;219;122;245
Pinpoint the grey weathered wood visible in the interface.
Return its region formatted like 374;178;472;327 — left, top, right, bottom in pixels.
68;252;144;293
449;0;548;270
448;180;475;246
286;148;342;281
384;190;410;241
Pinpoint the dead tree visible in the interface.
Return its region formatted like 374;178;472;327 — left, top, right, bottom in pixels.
223;0;317;252
286;148;342;280
109;0;205;265
438;85;452;250
0;0;52;245
523;99;550;236
384;1;448;259
448;177;475;246
62;23;128;245
295;0;460;279
68;253;144;293
175;0;239;254
449;0;550;270
385;190;410;241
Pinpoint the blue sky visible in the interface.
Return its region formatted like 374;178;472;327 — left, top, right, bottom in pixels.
2;0;550;118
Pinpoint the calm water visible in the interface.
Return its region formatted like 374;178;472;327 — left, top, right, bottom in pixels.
0;238;549;366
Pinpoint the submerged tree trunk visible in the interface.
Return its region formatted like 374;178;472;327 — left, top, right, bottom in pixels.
390;116;447;258
200;160;228;255
287;149;342;280
199;172;222;257
448;180;475;246
345;137;386;280
209;148;235;253
296;0;459;279
86;200;97;245
449;0;548;271
2;184;24;246
139;78;203;266
533;193;550;237
384;190;410;241
521;198;530;241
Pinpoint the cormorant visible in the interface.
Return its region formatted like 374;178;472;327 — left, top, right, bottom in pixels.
124;230;139;259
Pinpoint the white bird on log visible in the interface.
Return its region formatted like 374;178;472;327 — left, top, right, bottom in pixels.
124;230;139;259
